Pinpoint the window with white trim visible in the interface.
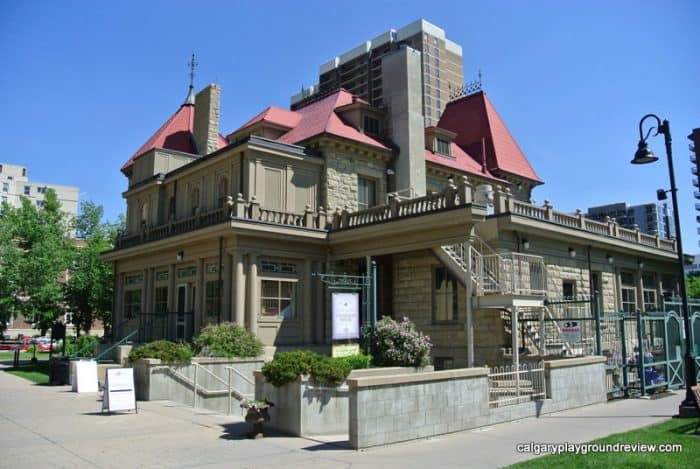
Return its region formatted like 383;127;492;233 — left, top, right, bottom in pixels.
433;267;457;323
154;286;168;314
620;271;636;313
642;272;657;311
124;289;142;319
260;279;296;318
205;280;221;317
357;176;377;211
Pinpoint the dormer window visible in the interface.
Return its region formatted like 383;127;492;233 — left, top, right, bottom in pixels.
436;138;450;156
364;115;380;135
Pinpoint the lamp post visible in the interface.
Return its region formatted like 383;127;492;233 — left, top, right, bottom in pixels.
632;114;697;416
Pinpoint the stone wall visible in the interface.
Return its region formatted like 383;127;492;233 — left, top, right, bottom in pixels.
545;356;607;412
324;151;386;212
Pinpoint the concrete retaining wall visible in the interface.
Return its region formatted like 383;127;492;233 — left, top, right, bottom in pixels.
348;356;608;449
133;357;264;416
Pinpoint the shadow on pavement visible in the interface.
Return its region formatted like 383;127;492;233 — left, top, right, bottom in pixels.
301;440;352;451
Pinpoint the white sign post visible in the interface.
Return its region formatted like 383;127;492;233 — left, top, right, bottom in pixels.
332;292;360;340
102;368;137;414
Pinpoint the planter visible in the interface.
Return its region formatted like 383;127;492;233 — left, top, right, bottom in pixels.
244;407;271;439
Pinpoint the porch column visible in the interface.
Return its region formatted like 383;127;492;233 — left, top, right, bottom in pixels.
303;258;313;344
141;269;149;315
248;253;258;335
222;252;233;322
114;272;124;338
512;307;520;395
145;268;154;313
168;264;176;312
233;253;245;327
194;258;204;334
465;237;475;367
314;260;324;344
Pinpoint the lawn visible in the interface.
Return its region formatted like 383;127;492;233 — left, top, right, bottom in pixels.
0;350;51;362
509;418;700;468
4;361;52;385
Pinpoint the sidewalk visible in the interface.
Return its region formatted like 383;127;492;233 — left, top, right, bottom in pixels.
0;366;683;468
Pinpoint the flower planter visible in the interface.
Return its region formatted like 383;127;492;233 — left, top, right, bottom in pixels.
244;407;271;439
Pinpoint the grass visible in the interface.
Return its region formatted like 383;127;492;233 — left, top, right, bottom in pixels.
509;418;700;468
0;350;52;361
4;361;52;385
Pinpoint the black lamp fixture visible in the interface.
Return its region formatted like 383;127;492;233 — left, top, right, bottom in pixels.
632;113;697;416
176;251;184;261
568;247;576;258
521;238;530;250
606;254;614;264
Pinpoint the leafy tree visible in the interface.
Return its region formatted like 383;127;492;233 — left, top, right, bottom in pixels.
686;273;700;299
65;201;118;336
0;190;73;335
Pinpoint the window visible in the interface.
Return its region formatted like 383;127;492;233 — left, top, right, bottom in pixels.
424;75;430;85
562;280;576;299
124;290;142;319
205;281;221;317
357;176;376;211
36;200;44;207
23;186;30;195
620;271;637;313
37;186;46;194
1;196;7;203
436;138;450;155
434;357;454;371
218;177;229;207
154;287;168;313
642;273;657;311
433;46;439;57
363;115;379;135
433;267;457;322
260;279;296;318
425;63;430;74
140;202;148;225
190;186;200;216
21;168;26;177
425;96;431;106
1;183;8;193
434;57;439;67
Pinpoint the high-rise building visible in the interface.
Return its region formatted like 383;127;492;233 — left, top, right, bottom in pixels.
689;127;700;247
586;202;675;239
291;19;464;127
0;162;79;217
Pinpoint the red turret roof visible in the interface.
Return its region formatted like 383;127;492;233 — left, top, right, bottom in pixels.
424;142;503;182
121;104;227;172
438;91;542;184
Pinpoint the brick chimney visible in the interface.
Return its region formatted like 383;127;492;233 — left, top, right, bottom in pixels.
194;84;221;156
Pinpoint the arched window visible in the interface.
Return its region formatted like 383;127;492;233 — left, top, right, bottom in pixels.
190;186;200;216
218;176;228;207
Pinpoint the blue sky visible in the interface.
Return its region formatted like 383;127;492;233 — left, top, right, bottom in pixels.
1;1;698;250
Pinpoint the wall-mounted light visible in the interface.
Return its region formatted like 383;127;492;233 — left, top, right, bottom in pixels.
176;251;184;261
568;247;576;258
521;238;530;250
606;254;614;264
386;168;395;176
638;261;645;270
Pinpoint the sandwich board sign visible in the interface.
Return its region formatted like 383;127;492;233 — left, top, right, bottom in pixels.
102;367;137;414
73;359;99;393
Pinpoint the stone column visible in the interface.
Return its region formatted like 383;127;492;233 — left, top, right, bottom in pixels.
234;253;245;327
114;272;124;338
314;260;325;344
222;252;233;322
194;258;204;334
142;269;149;315
168;264;176;312
248;254;258;335
303;258;313;344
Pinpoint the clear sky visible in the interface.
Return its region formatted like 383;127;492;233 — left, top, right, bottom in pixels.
2;1;698;250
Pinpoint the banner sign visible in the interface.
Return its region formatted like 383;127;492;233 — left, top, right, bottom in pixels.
102;368;137;413
332;292;360;340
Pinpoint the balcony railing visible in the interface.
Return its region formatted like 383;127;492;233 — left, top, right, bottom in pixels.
115;195;328;250
500;193;676;253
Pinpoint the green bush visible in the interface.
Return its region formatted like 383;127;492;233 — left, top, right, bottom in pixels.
193;322;263;358
128;340;193;363
65;335;99;356
362;316;432;367
261;350;355;387
341;353;372;370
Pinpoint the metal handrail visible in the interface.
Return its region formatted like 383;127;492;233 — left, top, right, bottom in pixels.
166;364;253;415
94;329;139;362
225;365;254;386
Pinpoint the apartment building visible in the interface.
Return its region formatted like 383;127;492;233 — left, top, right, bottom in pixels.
0;162;79;217
292;19;464;127
586;202;674;239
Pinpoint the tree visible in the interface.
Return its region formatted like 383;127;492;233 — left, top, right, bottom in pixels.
0;190;73;335
64;201;118;335
686;273;700;299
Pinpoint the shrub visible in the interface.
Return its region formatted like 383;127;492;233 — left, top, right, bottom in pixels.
65;335;99;356
261;350;355;387
363;316;432;367
341;353;372;370
193;322;263;358
128;340;193;363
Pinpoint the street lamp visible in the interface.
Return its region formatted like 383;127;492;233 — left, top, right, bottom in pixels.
632;113;697;416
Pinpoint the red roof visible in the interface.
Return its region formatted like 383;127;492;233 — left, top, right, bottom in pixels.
121;104;228;172
237;106;302;131
276;90;389;150
438;91;542;184
424;142;502;182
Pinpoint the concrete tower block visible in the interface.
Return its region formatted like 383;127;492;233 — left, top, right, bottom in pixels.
194;84;221;156
381;46;426;197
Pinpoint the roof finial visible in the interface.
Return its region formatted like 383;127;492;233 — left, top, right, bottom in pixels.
183;53;197;105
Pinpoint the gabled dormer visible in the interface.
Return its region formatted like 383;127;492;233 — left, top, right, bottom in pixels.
425;126;457;158
227;106;302;143
335;95;385;137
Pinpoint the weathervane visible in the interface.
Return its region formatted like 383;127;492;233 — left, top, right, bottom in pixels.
183;53;198;105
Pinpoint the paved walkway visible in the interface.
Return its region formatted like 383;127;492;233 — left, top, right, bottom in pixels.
0;365;685;468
